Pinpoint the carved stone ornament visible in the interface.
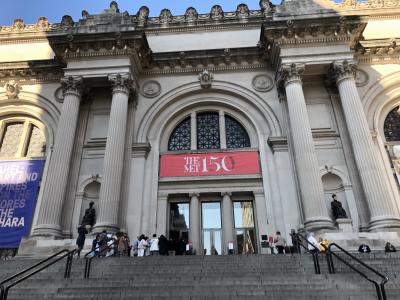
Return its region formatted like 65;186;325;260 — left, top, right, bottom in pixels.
81;10;90;19
35;17;49;30
109;1;120;13
199;69;213;88
140;80;161;98
159;9;172;24
332;60;358;83
355;69;369;87
4;81;22;99
259;0;273;13
252;74;274;92
60;76;84;96
54;87;65;103
210;5;224;20
137;6;149;23
12;19;25;31
185;7;198;22
236;4;250;18
61;15;74;27
278;63;305;86
108;73;134;95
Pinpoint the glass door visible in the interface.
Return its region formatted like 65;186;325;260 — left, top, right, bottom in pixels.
202;202;222;255
233;201;257;254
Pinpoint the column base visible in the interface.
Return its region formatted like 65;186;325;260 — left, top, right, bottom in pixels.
369;216;400;231
31;224;63;238
336;218;353;232
304;217;336;231
92;222;120;234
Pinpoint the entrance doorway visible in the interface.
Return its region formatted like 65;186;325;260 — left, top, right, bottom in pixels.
233;201;257;254
169;202;189;255
202;202;222;255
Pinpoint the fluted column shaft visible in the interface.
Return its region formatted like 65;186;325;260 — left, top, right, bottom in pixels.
33;76;83;237
189;193;200;255
280;63;334;230
95;74;132;233
221;192;234;254
333;61;400;230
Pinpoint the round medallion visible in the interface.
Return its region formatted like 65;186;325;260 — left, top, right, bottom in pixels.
355;69;369;87
54;87;64;102
252;74;274;92
141;80;161;98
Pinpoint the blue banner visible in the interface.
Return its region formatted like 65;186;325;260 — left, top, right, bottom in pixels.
0;159;45;248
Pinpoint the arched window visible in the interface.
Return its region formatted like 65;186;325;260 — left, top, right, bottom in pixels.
168;117;191;151
384;106;400;142
225;115;250;148
383;106;400;188
167;111;250;151
0;119;46;159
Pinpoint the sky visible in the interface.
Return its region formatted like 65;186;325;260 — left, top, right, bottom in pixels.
0;0;279;26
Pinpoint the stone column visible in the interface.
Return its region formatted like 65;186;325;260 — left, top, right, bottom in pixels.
219;111;227;149
221;192;234;254
279;63;334;230
156;193;168;236
33;76;83;237
94;74;133;233
332;60;400;230
191;112;197;150
189;193;200;255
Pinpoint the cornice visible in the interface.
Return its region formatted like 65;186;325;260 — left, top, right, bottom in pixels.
143;47;268;75
355;38;400;64
0;60;64;84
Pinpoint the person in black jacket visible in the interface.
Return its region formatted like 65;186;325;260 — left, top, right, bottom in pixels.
76;225;88;257
358;244;371;253
158;235;168;255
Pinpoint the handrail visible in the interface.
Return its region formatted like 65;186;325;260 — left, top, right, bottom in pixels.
84;239;115;278
295;232;322;274
326;243;388;300
0;248;75;300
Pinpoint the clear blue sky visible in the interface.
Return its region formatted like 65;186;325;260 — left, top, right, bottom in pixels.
0;0;280;26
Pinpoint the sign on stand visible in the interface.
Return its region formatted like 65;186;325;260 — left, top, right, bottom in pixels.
0;159;45;248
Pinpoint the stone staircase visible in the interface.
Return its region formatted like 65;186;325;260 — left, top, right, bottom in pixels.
1;253;400;299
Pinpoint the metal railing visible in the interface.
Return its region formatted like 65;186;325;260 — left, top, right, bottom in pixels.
295;232;323;274
295;232;389;300
84;240;115;278
326;243;388;300
0;249;75;300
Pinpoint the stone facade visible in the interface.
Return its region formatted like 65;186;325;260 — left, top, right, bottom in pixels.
1;0;400;255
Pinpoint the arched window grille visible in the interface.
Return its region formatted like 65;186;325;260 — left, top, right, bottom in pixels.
167;111;251;151
197;112;220;149
384;106;400;142
168;117;191;151
225;115;250;148
0;120;46;159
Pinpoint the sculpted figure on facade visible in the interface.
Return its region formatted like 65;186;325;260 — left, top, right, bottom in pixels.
236;4;250;18
260;0;273;13
159;9;172;24
210;5;224;20
199;69;213;88
137;6;149;24
81;10;90;19
109;1;119;13
35;17;49;31
4;80;22;99
12;19;24;31
81;201;96;227
61;15;74;28
185;7;198;22
331;194;348;219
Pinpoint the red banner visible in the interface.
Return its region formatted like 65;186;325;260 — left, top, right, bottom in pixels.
160;151;260;177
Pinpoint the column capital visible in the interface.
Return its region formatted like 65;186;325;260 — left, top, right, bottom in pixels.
331;60;358;84
189;192;200;198
108;73;134;96
221;192;232;197
278;63;305;87
61;76;84;97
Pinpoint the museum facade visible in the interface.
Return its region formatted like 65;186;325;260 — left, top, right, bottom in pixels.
1;0;400;256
